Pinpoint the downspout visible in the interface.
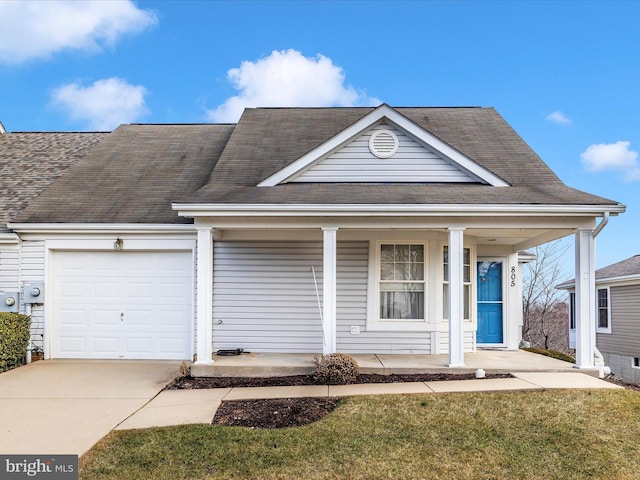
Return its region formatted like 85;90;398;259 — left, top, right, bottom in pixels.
592;211;611;377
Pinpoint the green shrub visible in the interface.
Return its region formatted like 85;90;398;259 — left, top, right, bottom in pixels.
0;313;31;372
522;347;576;363
313;353;359;385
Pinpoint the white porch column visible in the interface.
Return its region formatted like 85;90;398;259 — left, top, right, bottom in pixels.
322;227;338;354
448;227;466;367
195;225;214;365
574;228;596;369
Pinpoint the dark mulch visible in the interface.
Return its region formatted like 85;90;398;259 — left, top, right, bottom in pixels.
213;397;342;429
605;375;640;391
167;372;512;390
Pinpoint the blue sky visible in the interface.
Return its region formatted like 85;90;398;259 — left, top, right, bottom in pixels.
0;0;638;274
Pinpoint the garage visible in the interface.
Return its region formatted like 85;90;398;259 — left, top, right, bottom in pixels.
51;251;193;360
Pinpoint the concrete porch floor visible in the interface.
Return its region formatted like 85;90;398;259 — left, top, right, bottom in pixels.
191;349;585;378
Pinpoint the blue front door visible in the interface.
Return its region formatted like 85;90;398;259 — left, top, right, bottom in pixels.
477;261;503;344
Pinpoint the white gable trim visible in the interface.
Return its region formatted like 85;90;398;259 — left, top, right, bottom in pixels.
258;105;510;188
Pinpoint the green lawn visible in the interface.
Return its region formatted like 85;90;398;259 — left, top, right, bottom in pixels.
80;390;640;480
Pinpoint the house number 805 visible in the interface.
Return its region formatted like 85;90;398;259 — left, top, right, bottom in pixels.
510;266;516;287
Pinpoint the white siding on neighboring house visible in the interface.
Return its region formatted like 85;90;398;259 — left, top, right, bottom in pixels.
21;241;45;349
0;247;19;291
291;124;480;183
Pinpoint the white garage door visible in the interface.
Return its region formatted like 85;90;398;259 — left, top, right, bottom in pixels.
52;251;193;360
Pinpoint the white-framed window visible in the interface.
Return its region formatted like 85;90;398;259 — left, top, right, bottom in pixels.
596;287;611;333
367;241;430;331
569;292;576;330
442;246;471;320
379;243;426;321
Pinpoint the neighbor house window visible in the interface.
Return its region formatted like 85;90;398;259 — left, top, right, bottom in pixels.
379;244;425;320
569;292;576;330
633;358;640;369
597;287;611;333
443;246;471;320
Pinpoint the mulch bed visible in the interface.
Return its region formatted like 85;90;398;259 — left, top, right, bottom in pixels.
213;397;342;429
167;372;512;390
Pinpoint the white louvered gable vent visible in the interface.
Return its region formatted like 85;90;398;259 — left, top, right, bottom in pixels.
368;129;399;158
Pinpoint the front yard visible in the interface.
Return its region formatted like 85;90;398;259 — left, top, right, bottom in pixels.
80;389;640;479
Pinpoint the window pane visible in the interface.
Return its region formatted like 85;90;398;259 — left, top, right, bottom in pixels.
380;291;424;319
464;285;470;319
380;262;394;280
463;265;471;282
381;245;394;263
569;292;576;329
395;262;411;280
443;284;448;318
395;244;410;262
411;245;424;262
598;309;609;329
411;263;424;281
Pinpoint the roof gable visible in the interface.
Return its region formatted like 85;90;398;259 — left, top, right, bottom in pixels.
258;105;509;187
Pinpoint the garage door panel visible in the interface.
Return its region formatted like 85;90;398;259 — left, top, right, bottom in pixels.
58;309;88;327
52;251;193;360
158;337;191;355
93;309;121;327
92;336;120;356
57;336;86;356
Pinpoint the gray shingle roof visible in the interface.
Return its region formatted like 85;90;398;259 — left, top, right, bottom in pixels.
15;124;234;224
188;107;618;206
595;255;640;280
7;107;622;227
0;132;107;231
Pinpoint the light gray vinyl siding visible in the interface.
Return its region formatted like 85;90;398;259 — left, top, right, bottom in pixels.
212;241;324;353
597;284;640;357
0;247;19;291
336;242;432;353
211;240;444;354
20;241;45;349
291;124;479;183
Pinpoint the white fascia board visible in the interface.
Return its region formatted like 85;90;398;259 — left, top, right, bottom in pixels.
257;104;510;188
7;223;196;235
558;275;640;290
174;203;625;218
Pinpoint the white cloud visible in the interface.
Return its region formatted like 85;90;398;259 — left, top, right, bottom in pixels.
580;141;640;182
207;49;380;122
51;78;148;130
546;110;571;125
0;0;157;64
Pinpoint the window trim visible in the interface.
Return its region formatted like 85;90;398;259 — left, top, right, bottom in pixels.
366;240;430;332
596;286;612;334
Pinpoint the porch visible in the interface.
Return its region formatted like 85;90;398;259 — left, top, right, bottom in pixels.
190;349;588;378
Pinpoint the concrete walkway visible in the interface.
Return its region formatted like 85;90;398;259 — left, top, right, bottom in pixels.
117;371;622;430
0;360;181;456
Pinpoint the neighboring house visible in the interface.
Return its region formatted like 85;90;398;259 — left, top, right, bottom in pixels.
558;255;640;383
0;105;626;370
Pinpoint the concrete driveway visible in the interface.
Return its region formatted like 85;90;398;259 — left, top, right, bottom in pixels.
0;360;180;456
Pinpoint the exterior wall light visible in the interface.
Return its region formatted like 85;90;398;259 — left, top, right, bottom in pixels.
114;238;124;251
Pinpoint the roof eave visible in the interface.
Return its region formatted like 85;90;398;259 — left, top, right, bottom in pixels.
173;203;626;218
